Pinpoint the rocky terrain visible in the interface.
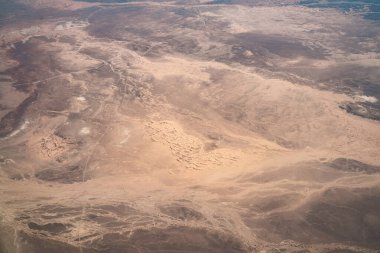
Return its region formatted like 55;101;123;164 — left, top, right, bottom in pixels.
0;0;380;252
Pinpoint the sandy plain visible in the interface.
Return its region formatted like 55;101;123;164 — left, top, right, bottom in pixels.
0;0;380;252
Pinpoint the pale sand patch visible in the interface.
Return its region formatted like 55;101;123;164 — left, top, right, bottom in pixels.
20;26;40;36
119;129;130;145
137;53;380;164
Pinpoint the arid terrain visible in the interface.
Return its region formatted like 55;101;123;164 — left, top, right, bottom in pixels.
0;0;380;252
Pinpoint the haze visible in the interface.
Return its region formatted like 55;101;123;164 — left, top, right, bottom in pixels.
0;0;380;253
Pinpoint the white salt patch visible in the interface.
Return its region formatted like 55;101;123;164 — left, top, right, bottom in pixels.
80;127;91;135
8;120;30;138
55;20;89;31
76;96;86;102
357;95;378;103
